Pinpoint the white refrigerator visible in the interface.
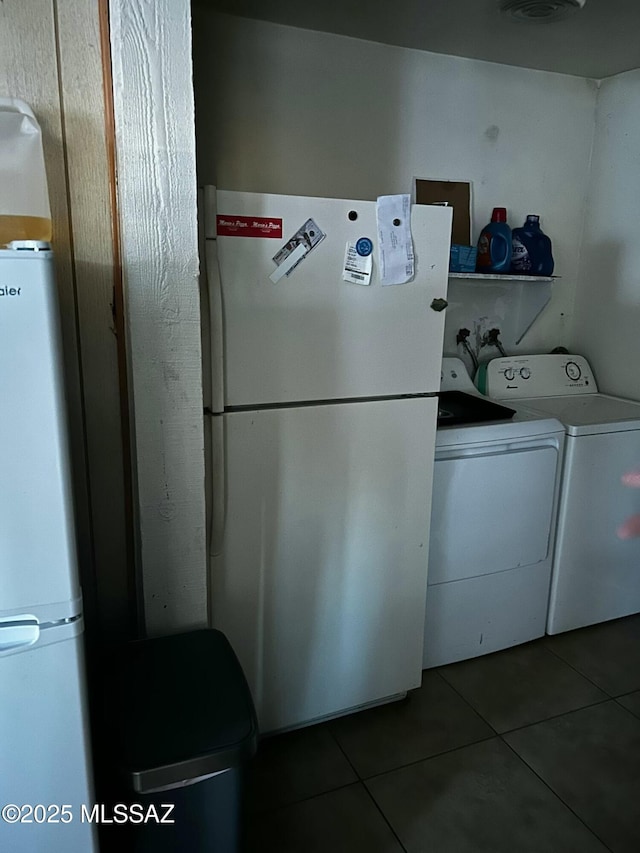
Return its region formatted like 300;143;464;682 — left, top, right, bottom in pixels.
204;189;452;733
0;244;97;852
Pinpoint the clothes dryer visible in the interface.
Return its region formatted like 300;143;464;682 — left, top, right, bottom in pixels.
486;354;640;633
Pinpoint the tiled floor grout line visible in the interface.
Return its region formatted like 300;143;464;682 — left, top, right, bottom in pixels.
248;702;498;824
247;778;363;819
543;642;618;696
250;743;412;851
326;723;360;777
361;783;410;853
359;731;499;784
352;692;621;787
326;723;410;850
499;735;615;853
613;695;640;720
434;668;500;736
496;695;613;737
436;640;625;735
326;670;501;779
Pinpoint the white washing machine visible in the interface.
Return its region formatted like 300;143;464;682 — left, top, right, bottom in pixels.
485;353;640;634
423;358;565;668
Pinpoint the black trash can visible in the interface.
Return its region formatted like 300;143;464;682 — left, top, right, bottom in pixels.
109;629;258;853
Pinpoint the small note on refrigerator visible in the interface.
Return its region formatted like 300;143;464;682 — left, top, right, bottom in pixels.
342;238;373;285
376;194;414;285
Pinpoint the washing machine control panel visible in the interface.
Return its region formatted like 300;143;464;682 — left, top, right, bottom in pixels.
483;354;597;400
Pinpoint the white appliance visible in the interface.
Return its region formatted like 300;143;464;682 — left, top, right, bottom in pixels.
423;358;564;668
0;244;96;852
486;353;640;634
203;187;453;733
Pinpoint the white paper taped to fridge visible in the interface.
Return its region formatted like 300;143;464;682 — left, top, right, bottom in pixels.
270;217;326;282
376;194;414;285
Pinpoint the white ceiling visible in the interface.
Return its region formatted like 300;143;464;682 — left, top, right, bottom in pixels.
202;0;640;79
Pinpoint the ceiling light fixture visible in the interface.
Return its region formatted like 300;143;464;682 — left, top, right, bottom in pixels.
500;0;586;23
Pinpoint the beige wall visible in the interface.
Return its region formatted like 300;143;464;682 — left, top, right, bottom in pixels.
193;11;597;356
0;0;132;640
572;69;640;398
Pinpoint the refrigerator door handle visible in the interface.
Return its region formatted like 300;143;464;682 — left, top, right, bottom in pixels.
210;414;226;557
203;184;218;239
205;238;225;415
0;616;39;652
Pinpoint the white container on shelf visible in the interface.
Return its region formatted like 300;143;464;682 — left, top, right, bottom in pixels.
0;98;51;246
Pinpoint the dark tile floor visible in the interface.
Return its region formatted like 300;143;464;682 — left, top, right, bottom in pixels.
244;614;640;852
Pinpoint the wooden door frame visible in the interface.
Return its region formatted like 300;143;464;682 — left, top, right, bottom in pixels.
107;0;208;635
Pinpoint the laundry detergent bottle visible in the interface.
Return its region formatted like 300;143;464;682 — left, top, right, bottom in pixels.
511;215;554;276
476;207;512;274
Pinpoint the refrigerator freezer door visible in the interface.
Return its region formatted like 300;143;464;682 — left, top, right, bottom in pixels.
0;632;97;852
214;190;452;406
210;397;437;733
0;252;80;615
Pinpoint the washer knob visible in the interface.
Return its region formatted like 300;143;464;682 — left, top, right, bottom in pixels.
565;361;582;381
520;367;531;379
504;367;515;381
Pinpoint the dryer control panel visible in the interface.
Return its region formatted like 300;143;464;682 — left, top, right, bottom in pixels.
484;354;597;400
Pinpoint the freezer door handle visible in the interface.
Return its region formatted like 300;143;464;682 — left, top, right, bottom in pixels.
210;414;226;557
0;617;39;652
205;238;225;414
203;184;218;239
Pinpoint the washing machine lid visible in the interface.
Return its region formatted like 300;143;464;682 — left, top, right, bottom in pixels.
436;406;564;447
437;391;515;427
514;393;640;436
437;357;563;445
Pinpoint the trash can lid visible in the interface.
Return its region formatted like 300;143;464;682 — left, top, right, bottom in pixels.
112;629;258;793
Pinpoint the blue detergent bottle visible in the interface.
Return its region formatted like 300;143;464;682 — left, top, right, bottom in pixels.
476;207;512;274
511;215;554;276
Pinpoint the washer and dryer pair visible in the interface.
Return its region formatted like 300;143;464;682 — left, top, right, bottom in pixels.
424;353;640;669
486;354;640;635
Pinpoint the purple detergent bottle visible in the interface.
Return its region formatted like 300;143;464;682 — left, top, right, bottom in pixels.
511;215;554;276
